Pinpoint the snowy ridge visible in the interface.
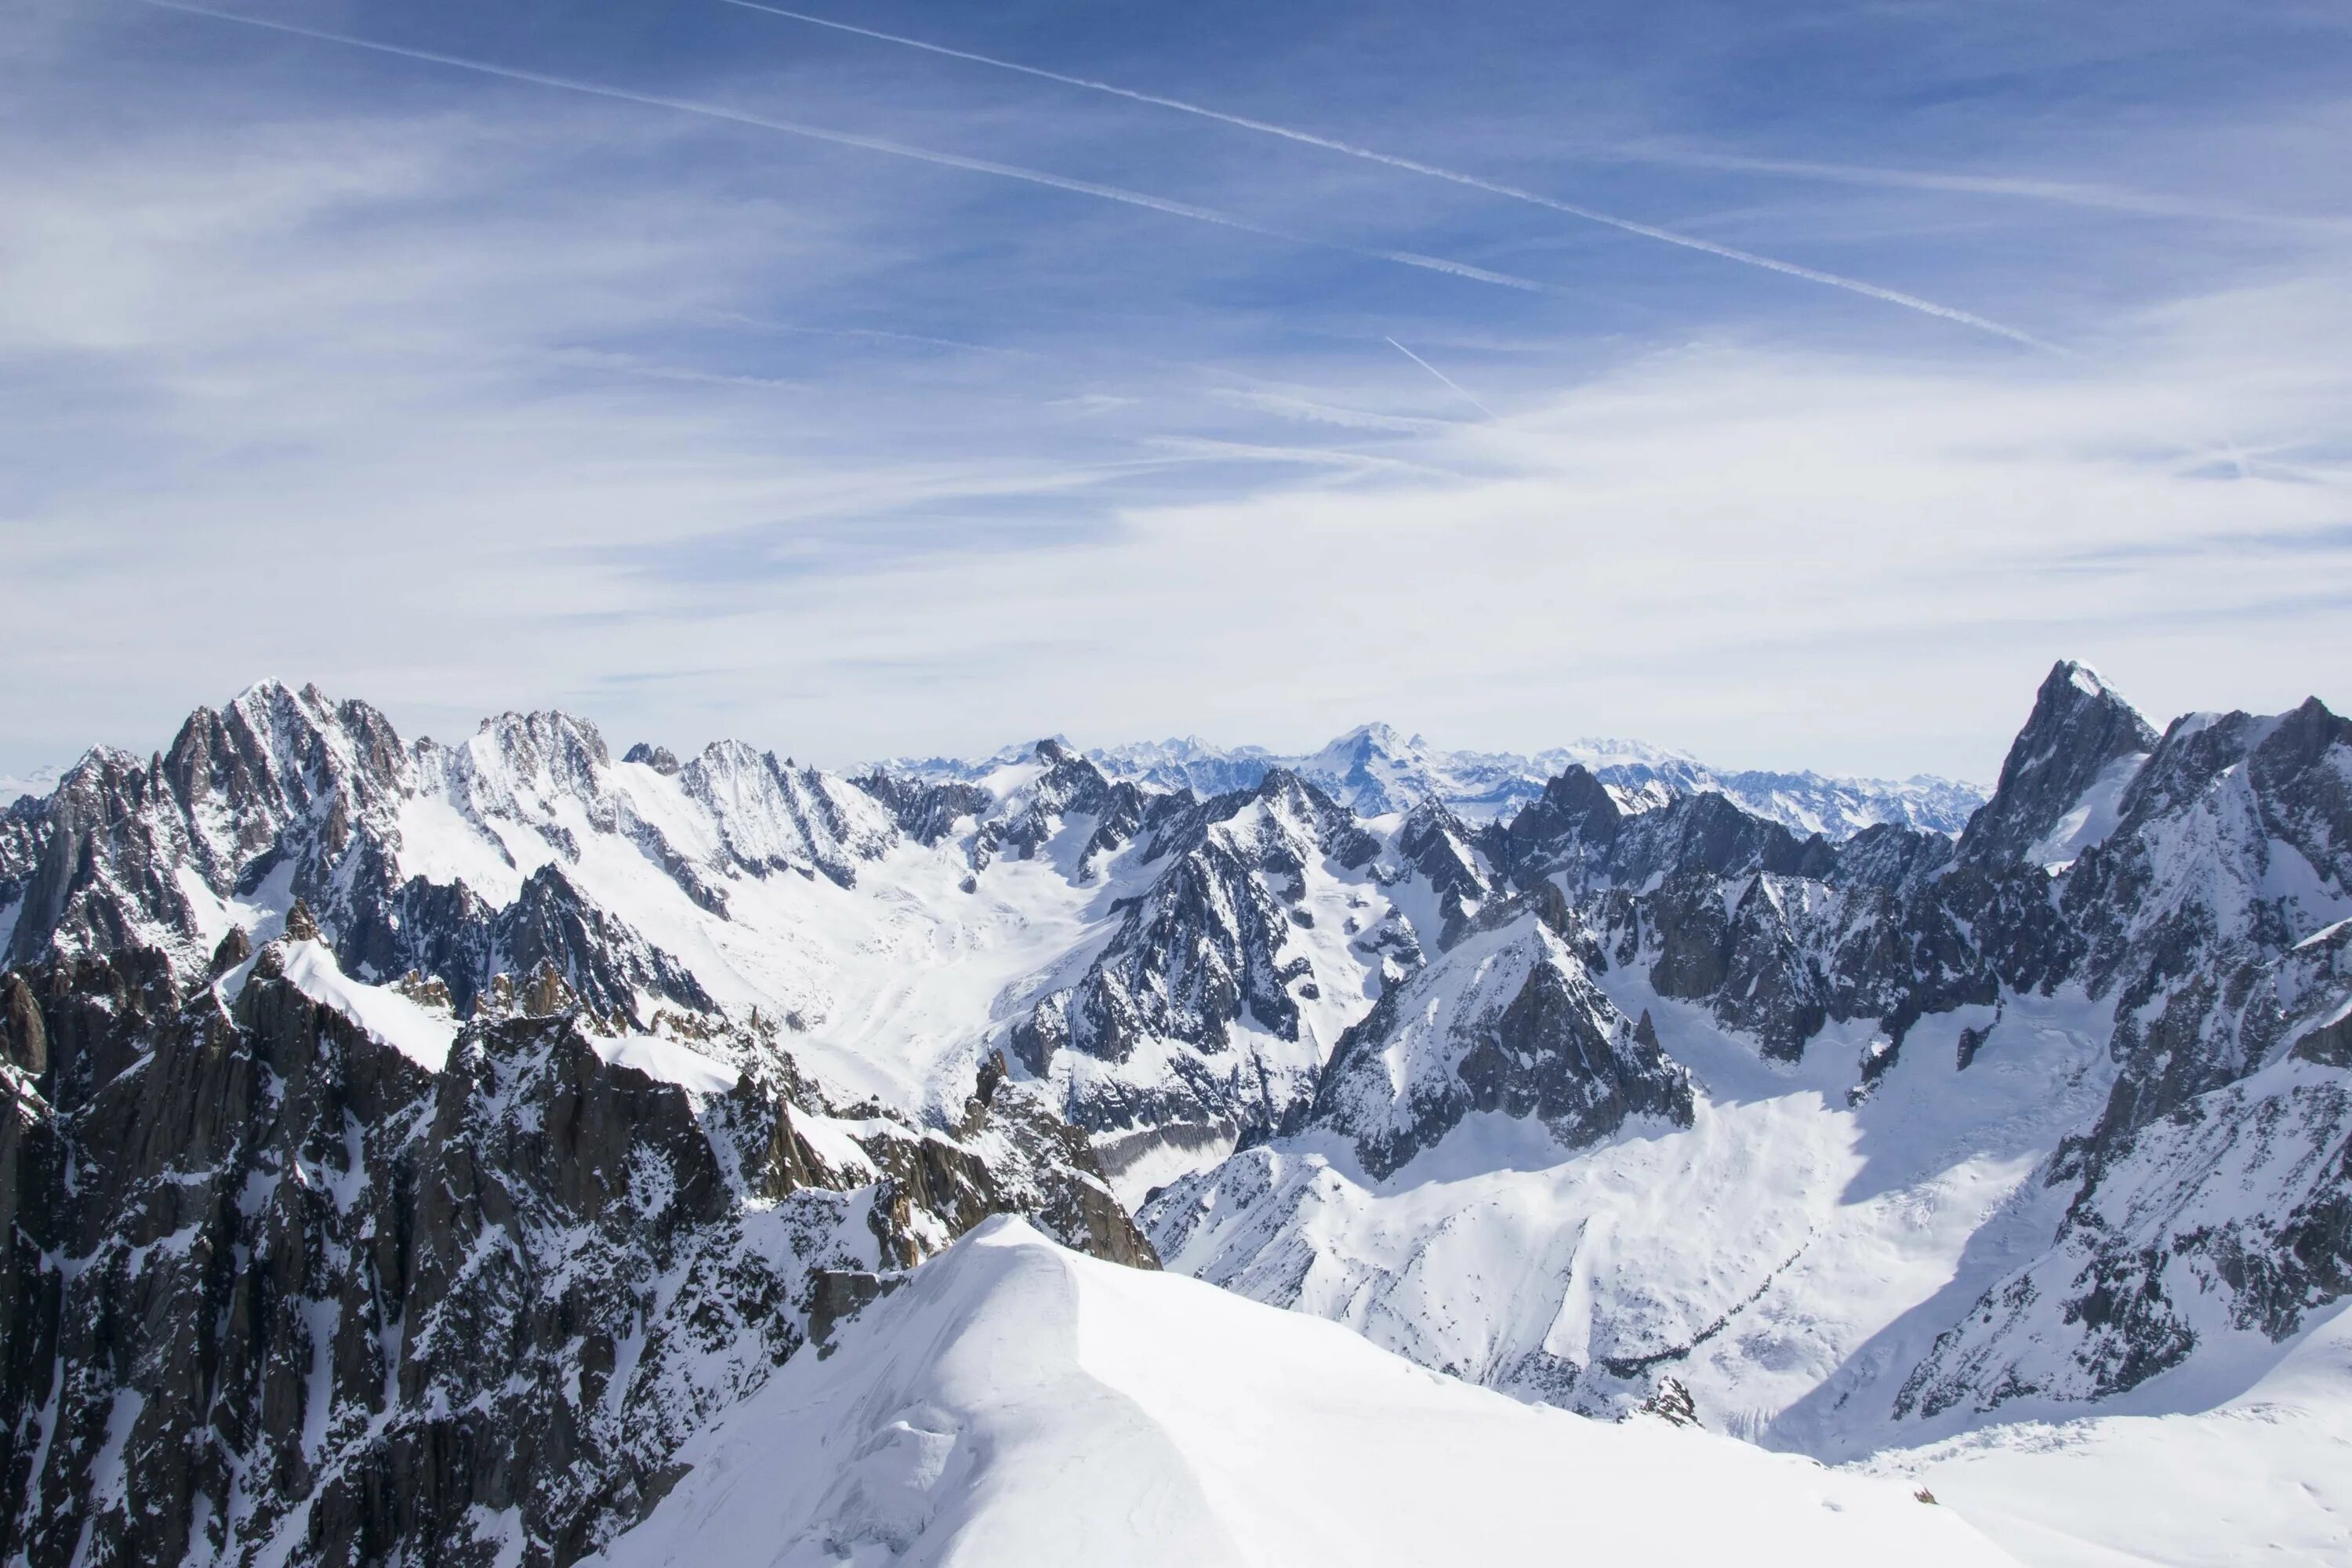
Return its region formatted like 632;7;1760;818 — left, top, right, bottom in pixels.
587;1218;2012;1568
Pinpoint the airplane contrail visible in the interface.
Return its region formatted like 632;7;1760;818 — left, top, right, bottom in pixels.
1384;338;1495;420
1593;144;2352;236
135;0;1560;299
719;0;2060;352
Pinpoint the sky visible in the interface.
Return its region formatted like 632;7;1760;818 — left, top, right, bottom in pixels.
2;0;2348;785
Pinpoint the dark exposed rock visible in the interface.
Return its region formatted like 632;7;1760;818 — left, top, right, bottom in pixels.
1396;797;1492;951
0;946;1155;1567
1634;1375;1701;1428
0;977;43;1076
2294;1011;2352;1068
1830;822;1954;893
622;743;681;775
347;866;712;1029
209;924;252;975
1311;909;1693;1180
853;771;993;848
5;662;2347;1467
1957;660;2156;869
1489;764;1622;885
1010;769;1384;1142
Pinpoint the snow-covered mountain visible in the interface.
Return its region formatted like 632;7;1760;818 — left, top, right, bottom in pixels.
1144;663;2352;1472
2;661;2347;1566
907;722;1984;836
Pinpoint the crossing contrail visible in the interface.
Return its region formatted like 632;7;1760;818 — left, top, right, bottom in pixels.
720;0;2060;352
1384;338;1495;420
135;0;1562;299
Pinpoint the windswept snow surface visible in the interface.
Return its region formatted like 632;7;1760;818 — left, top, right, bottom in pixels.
1864;1302;2352;1566
589;1218;2013;1568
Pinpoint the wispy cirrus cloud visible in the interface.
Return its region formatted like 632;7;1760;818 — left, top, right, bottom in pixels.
2;0;2347;779
718;0;2068;350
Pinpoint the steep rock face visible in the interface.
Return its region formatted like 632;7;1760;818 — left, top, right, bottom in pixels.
1899;1006;2352;1417
1607;791;1835;888
1393;797;1490;951
1011;771;1384;1142
1476;676;2136;1069
350;865;713;1026
2005;695;2352;1174
0;946;1149;1568
4;682;412;975
854;741;1170;879
1490;771;1829;900
9;663;2348;1486
1487;764;1625;886
849;771;992;850
1890;701;2352;1417
671;739;894;888
1956;661;2157;870
1497;786;1853;1062
973;741;1160;875
1309;895;1692;1178
0;687;909;1041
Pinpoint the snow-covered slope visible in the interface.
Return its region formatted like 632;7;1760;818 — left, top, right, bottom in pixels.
1149;985;2120;1422
589;1218;2013;1568
1866;1298;2352;1566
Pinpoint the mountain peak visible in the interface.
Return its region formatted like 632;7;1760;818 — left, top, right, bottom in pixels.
1958;659;2158;867
2057;659;2113;699
1330;720;1406;752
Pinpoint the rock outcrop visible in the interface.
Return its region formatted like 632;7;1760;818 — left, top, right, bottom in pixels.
0;948;1148;1567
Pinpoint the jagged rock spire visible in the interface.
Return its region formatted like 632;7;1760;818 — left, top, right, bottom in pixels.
1958;659;2158;867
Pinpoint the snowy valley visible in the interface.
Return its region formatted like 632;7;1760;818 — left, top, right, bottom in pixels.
1;661;2347;1565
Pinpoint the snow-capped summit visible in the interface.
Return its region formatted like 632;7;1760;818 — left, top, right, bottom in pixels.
1958;658;2158;870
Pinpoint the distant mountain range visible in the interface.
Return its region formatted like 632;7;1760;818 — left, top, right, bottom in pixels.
886;722;1986;837
0;766;58;807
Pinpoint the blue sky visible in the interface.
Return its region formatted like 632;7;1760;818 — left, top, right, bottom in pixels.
3;0;2348;782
